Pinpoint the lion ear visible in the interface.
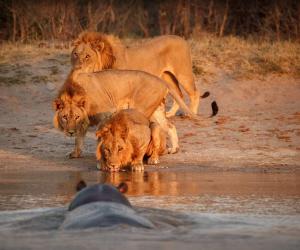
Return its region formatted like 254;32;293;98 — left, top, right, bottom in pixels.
72;38;80;47
53;98;64;110
77;97;86;108
90;40;104;52
95;125;110;139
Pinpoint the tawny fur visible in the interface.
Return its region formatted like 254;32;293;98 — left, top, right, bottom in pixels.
71;31;200;116
95;109;166;172
53;70;195;158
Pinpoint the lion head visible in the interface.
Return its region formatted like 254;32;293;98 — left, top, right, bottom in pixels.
95;117;133;172
53;80;90;137
71;32;116;73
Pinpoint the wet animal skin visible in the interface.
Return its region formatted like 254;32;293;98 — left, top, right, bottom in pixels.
60;181;154;229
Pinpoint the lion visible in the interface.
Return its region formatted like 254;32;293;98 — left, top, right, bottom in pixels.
53;69;196;158
71;31;215;117
95;109;166;172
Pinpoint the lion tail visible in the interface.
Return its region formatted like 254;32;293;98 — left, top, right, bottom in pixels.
200;92;219;117
161;80;199;120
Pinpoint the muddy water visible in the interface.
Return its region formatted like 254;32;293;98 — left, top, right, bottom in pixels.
0;168;299;215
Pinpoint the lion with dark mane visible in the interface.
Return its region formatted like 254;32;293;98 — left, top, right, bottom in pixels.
71;31;209;117
95;109;166;172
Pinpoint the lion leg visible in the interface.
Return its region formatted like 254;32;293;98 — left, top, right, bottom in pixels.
147;122;164;165
151;104;179;154
178;74;200;114
161;72;182;118
131;155;145;172
166;102;180;118
131;146;147;171
69;135;84;158
166;122;179;154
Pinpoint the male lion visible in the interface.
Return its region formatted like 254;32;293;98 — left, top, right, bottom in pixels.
53;70;195;158
71;31;215;117
95;109;166;172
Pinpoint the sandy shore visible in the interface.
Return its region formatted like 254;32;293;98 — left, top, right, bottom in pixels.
0;46;299;249
0;69;299;172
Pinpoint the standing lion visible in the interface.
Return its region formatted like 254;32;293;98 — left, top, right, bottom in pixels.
53;70;196;158
71;32;217;117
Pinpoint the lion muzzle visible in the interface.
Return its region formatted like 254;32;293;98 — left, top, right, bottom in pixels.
65;129;76;137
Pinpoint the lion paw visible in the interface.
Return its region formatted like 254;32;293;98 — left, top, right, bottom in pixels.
147;157;159;165
131;163;144;172
68;150;82;159
96;162;101;170
167;147;179;154
166;111;176;118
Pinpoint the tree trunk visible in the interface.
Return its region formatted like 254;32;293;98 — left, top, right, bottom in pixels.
219;0;229;37
12;11;17;42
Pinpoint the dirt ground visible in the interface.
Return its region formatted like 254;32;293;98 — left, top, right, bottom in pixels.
0;46;299;173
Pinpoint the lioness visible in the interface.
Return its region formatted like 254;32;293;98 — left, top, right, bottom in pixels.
53;70;195;158
71;31;209;117
95;109;166;172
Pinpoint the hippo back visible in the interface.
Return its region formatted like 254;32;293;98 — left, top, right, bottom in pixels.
68;184;131;211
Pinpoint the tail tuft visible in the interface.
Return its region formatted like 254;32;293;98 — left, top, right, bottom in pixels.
201;91;210;98
211;101;219;117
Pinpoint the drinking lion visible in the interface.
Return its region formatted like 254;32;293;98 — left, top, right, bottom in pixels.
95;109;166;172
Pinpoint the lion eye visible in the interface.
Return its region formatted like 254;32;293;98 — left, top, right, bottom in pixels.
85;54;90;59
118;146;123;152
73;52;78;57
105;148;110;154
75;115;80;120
62;115;67;120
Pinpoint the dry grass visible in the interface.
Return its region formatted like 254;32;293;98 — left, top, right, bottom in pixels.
190;35;300;80
0;36;299;86
0;42;70;86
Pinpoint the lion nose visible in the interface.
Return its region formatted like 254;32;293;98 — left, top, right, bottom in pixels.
109;164;120;172
68;130;75;136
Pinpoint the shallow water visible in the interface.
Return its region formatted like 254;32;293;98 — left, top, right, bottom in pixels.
0;168;300;249
0;168;299;214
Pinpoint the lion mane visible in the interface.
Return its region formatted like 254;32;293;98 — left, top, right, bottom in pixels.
95;109;166;172
71;31;207;117
53;69;195;158
72;31;116;69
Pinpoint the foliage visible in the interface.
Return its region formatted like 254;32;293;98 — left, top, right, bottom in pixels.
0;0;299;42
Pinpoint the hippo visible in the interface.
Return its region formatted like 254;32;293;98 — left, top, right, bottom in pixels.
60;181;154;230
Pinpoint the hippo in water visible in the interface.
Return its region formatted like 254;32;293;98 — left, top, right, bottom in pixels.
60;181;154;230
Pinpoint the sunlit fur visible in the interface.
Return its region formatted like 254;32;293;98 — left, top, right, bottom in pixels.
96;109;166;172
53;69;194;158
53;76;90;137
71;31;200;116
72;32;115;73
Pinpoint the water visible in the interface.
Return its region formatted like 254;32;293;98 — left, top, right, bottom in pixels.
0;168;299;249
0;168;299;214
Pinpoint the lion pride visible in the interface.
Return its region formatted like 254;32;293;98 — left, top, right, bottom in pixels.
95;109;166;172
53;70;196;158
71;31;211;117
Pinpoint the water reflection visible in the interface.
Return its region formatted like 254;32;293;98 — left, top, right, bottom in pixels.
0;169;299;214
